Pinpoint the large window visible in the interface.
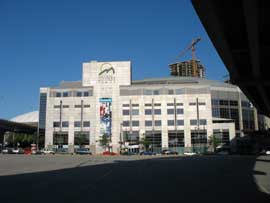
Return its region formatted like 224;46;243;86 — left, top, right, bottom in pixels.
213;129;230;146
168;130;184;147
53;132;68;145
39;93;47;129
74;131;89;145
123;131;139;145
191;130;207;145
145;131;162;149
211;99;240;130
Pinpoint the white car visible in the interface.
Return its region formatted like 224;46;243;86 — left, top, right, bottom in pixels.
266;150;270;155
41;149;55;155
12;148;24;154
184;152;196;156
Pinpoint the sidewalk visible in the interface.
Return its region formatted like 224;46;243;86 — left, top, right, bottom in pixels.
253;155;270;195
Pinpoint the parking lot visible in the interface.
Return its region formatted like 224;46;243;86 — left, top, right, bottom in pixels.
0;154;269;203
0;154;173;176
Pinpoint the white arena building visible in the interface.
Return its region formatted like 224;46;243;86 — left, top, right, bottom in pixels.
39;61;261;154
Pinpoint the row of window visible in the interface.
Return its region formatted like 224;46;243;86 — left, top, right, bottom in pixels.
53;121;90;128
55;91;91;98
54;104;90;108
53;129;228;146
212;99;238;106
143;89;184;95
122;109;184;116
122;119;206;127
122;102;203;107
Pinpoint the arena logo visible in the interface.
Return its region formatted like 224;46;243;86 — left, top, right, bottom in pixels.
98;63;116;83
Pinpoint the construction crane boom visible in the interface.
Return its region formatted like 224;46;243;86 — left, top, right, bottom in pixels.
174;37;201;62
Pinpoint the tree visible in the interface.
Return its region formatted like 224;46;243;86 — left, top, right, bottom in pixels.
139;137;151;151
99;134;110;151
75;132;86;147
208;134;222;153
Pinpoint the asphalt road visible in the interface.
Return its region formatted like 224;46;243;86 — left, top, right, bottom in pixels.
0;155;269;203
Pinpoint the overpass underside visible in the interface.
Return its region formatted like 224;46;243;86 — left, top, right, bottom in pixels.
192;0;270;116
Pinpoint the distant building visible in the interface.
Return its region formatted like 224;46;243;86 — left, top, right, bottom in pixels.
11;111;38;127
169;60;205;78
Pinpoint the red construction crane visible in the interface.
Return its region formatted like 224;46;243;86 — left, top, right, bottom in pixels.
175;37;201;62
170;37;202;77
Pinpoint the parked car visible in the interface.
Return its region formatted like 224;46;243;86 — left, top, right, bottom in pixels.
75;148;91;155
102;151;117;156
24;148;32;155
41;149;55;155
31;150;45;155
122;151;138;156
139;151;156;155
2;148;13;154
12;148;24;154
55;148;69;154
161;149;178;155
184;152;196;156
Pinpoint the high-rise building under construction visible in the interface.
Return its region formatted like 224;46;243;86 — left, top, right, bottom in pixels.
169;60;205;78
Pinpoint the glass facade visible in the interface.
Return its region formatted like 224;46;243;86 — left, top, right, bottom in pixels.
145;131;162;149
39;93;47;129
211;99;240;130
168;130;184;147
74;131;89;145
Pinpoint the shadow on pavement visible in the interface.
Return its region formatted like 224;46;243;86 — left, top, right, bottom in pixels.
0;155;269;203
256;158;270;163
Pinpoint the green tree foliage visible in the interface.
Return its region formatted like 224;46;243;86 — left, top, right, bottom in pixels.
208;134;222;152
139;137;151;151
99;134;110;151
5;132;36;147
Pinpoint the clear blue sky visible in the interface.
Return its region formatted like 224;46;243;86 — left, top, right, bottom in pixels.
0;0;228;119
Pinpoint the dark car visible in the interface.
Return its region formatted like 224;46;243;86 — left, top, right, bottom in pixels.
75;148;91;155
122;151;138;156
161;149;178;155
56;148;69;154
2;148;13;154
140;151;156;155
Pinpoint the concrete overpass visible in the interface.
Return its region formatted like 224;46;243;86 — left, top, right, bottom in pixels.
0;119;40;145
191;0;270;116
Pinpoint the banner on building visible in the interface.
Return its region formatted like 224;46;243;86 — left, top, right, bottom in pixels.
99;98;112;137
